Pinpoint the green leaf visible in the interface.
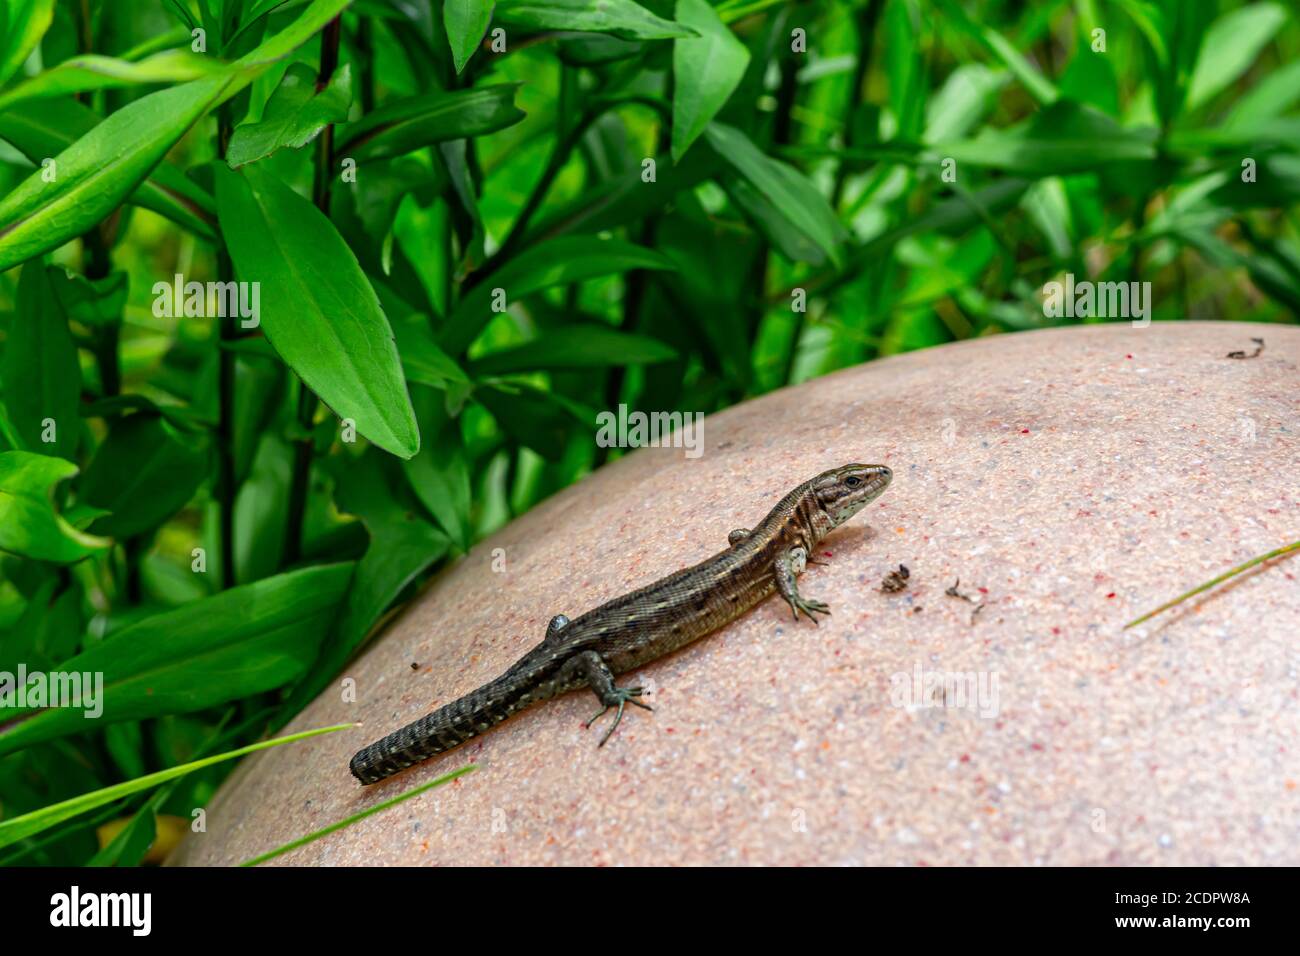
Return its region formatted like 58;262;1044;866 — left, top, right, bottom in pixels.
402;421;473;551
87;802;157;867
49;268;128;328
335;84;524;163
0;0;54;85
1;264;80;460
0;71;237;271
1224;61;1300;130
670;0;749;162
935;101;1157;175
704;122;844;267
884;0;927;139
391;312;471;389
282;450;450;716
0;97;217;239
924;64;1009;142
0;49;225;112
933;0;1057;105
821;178;1031;300
471;324;676;375
227;62;353;168
77;413;209;539
0;0;353;271
441;236;677;354
1186;2;1288;110
242;765;474;866
0;451;109;563
1058;37;1119;117
726;174;828;265
0;565;355;758
475;383;589;462
214;163;420;459
0;723;353;850
444;0;495;73
495;0;694;39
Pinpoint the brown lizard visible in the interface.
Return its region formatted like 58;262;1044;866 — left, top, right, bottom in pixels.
349;463;892;784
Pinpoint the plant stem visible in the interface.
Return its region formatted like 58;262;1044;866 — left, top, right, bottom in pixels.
830;0;884;209
283;15;342;568
216;109;237;590
1124;540;1300;629
357;15;375;113
463;105;599;294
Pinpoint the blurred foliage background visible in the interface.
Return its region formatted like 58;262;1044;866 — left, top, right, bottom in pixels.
0;0;1295;864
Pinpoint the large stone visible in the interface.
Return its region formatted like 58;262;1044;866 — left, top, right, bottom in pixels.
173;322;1299;866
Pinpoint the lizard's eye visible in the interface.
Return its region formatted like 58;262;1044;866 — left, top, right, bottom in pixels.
844;475;862;487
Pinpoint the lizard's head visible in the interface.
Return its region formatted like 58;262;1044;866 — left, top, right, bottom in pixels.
812;463;892;526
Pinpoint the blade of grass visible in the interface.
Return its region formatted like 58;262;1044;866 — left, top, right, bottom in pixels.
0;723;354;850
1124;540;1300;629
241;764;476;866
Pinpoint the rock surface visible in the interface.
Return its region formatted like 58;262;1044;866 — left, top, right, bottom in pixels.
174;322;1299;866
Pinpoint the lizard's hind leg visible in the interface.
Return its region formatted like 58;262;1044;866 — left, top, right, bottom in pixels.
562;650;653;747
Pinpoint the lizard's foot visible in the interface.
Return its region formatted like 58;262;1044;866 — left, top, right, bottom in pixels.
788;595;831;625
584;686;653;747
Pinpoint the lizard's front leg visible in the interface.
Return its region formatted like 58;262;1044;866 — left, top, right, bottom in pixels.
561;650;652;747
774;546;831;624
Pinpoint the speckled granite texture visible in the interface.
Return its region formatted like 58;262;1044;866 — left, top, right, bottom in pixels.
173;322;1299;866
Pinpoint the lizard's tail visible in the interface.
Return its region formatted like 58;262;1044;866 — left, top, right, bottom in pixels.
348;668;538;785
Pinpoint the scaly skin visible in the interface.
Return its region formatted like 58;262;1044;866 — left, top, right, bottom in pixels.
349;463;892;784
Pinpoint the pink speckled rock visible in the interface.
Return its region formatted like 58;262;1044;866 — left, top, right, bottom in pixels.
173;322;1300;866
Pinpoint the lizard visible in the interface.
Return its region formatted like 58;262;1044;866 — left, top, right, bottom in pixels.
349;462;892;784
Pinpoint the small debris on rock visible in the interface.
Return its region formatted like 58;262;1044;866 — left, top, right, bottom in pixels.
945;577;988;625
880;564;911;592
410;662;420;671
1226;337;1264;359
945;578;978;603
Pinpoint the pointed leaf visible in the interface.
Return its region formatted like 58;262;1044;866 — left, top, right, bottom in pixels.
704;122;845;267
1;264;80;460
671;0;749;162
935;101;1157;175
78;413;210;538
471;324;676;374
0;97;216;239
0;0;55;85
495;0;694;39
335;84;524;163
0;724;353;850
0;0;353;270
444;0;495;73
226;62;353;168
0;451;109;563
0;565;355;758
215;164;420;458
1187;2;1288;110
441;236;677;353
0;49;224;112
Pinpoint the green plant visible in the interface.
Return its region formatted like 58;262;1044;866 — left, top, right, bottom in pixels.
0;0;1295;865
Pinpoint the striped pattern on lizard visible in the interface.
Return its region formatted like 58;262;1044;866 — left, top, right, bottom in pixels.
349;463;892;784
